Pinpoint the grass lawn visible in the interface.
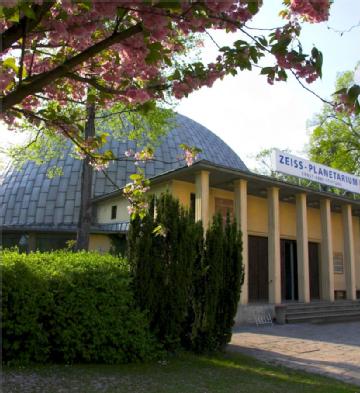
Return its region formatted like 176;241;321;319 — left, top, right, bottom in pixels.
3;351;358;393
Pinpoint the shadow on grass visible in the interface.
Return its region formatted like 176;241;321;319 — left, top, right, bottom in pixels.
3;352;359;393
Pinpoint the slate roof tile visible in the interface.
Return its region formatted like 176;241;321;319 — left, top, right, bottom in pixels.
1;114;248;228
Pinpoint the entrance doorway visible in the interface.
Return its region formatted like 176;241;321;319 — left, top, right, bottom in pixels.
308;242;320;300
281;239;298;301
248;236;268;302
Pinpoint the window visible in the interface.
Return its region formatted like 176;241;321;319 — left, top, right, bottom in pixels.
333;252;344;274
111;205;117;220
215;197;234;223
190;193;196;218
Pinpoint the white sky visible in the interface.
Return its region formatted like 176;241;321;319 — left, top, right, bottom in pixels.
1;0;360;170
177;0;360;169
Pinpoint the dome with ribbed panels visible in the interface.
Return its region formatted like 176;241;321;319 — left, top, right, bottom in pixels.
0;113;248;230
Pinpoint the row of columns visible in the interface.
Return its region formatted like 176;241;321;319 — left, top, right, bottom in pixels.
195;170;357;305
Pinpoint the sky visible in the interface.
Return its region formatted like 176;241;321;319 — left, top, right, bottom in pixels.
1;0;360;170
177;0;360;169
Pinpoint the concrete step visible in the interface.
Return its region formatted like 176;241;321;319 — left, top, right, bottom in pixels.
287;307;360;318
286;304;360;315
283;301;360;324
285;301;360;312
287;311;360;324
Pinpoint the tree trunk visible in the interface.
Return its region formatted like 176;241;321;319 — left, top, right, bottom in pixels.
76;102;95;251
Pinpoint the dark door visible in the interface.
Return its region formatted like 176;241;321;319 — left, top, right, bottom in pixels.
281;239;298;301
308;242;320;300
248;236;268;302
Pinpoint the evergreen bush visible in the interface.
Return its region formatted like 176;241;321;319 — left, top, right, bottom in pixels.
2;251;158;365
128;194;243;353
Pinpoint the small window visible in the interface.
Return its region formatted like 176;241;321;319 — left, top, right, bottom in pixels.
111;205;117;220
190;193;196;216
215;197;234;224
333;252;344;274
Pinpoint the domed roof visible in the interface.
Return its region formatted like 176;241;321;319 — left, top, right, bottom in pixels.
0;113;248;230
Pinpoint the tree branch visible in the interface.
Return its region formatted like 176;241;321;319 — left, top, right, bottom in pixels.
17;19;27;86
0;2;55;51
66;73;127;95
1;23;143;113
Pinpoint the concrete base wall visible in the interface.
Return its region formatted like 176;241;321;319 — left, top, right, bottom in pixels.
234;303;275;326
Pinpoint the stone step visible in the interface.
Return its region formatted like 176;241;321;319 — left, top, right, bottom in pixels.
286;311;360;324
286;306;360;318
285;301;360;312
286;304;360;314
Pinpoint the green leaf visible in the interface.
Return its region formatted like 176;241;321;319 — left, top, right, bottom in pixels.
2;57;18;73
20;3;36;19
348;84;360;102
260;67;274;75
333;87;347;96
129;173;143;181
248;1;259;15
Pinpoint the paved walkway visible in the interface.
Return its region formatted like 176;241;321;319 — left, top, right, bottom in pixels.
229;321;360;386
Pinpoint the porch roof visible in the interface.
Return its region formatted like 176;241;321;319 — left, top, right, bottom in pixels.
93;160;360;217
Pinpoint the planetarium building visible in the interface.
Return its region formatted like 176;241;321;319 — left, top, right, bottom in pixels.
1;114;360;317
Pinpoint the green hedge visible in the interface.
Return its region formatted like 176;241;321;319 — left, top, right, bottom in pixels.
128;194;243;353
2;251;158;365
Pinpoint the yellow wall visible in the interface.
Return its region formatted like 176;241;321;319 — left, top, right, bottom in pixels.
354;217;360;291
279;202;296;239
248;195;268;236
96;182;172;224
307;207;322;242
332;212;346;290
89;234;112;253
95;178;360;295
171;180;194;207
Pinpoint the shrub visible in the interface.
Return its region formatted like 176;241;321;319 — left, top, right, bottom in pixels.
2;251;158;365
128;194;243;353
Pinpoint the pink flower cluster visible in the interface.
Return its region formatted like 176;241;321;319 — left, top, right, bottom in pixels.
0;67;14;92
184;149;197;166
124;149;154;163
275;53;319;83
173;64;225;99
290;0;330;23
123;172;151;219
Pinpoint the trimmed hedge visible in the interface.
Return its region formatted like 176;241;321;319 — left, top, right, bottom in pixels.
2;251;158;365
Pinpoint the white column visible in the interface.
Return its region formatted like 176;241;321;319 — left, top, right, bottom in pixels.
342;204;356;300
268;187;281;304
296;193;310;303
195;171;210;229
320;199;334;301
234;179;248;305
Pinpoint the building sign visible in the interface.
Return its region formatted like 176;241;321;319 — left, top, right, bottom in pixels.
272;150;360;194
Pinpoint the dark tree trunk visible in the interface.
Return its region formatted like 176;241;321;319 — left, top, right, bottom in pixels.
76;102;95;251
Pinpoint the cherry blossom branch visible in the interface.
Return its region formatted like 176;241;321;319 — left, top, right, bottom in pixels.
101;169;121;190
18;19;27;86
326;21;360;36
66;73;127;96
290;69;331;105
33;93;86;106
0;2;55;51
1;23;143;112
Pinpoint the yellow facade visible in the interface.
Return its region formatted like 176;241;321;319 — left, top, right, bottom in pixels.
89;234;112;253
95;178;360;297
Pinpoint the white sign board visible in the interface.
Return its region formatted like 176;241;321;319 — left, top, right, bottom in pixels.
272;150;360;194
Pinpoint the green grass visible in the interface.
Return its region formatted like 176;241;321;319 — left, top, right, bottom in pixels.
3;351;358;393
